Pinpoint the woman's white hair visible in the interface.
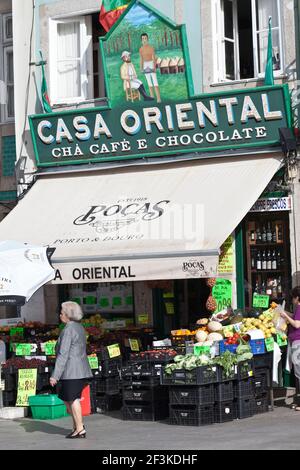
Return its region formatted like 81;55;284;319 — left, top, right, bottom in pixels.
61;301;83;322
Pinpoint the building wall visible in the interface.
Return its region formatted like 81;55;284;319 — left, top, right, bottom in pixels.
11;0;300;321
0;0;16;223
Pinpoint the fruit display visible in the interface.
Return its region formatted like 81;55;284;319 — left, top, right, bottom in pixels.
206;295;217;312
2;358;47;370
130;349;177;362
82;314;104;327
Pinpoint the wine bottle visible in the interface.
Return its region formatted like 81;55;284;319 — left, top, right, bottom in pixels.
262;225;267;243
256;226;262;243
251;251;256;269
262;250;267;270
267;250;272;270
272;279;278;299
261;280;266;294
278;224;283;241
254;280;260;294
277;277;282;296
250;230;255;242
266;279;272;296
267;222;272;243
272;250;277;270
272;225;277;243
277;249;281;269
256;251;262;270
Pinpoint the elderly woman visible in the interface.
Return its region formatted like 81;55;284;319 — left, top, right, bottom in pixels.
281;287;300;410
50;302;92;438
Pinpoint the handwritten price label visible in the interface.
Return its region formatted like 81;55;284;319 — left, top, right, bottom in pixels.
129;339;140;352
15;344;32;356
45;342;56;356
88;356;99;370
107;344;121;359
265;337;275;352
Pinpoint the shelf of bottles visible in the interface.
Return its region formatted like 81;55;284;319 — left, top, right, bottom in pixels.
249;221;284;301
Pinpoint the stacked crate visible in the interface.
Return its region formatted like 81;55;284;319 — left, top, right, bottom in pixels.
121;357;169;421
1;367;17;406
90;358;122;414
252;353;272;414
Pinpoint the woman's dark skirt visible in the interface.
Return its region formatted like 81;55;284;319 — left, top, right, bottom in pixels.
57;378;89;402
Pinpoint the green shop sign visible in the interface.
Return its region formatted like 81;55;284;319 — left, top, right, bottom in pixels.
29;85;291;168
29;1;292;168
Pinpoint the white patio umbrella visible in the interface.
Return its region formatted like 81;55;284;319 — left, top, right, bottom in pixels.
0;241;55;306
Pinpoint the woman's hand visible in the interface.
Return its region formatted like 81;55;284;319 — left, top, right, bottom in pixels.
280;312;289;320
50;377;57;387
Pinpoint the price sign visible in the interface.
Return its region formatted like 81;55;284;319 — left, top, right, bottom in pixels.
16;369;37;407
265;337;275;352
10;327;24;337
88;355;99;370
165;302;175;315
194;345;210;356
277;334;288;347
223;325;234;338
138;314;149;325
212;279;232;313
107;344;121;359
129;339;140;352
253;294;270;308
15;344;32;356
45;342;56;356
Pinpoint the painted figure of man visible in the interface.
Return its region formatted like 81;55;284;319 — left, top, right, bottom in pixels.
140;33;161;103
120;51;154;101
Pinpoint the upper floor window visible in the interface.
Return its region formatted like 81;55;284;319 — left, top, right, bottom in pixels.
213;0;283;82
0;13;14;121
49;13;105;107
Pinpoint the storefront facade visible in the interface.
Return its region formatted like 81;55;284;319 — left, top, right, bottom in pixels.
2;0;298;332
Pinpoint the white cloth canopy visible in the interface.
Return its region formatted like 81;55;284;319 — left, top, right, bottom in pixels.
0;157;282;284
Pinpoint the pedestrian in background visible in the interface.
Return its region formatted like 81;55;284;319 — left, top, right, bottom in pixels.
50;301;92;438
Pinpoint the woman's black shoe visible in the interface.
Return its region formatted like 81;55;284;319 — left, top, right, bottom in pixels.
65;426;85;439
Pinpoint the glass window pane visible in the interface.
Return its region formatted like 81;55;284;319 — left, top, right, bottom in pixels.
256;0;279;30
5;16;13;39
7;85;14;118
7;51;14;82
257;28;280;73
224;0;234;39
225;41;235;79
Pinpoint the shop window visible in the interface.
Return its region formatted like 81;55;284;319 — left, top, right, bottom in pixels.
213;0;283;81
49;13;105;106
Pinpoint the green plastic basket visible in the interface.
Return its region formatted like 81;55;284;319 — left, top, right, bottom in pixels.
28;394;68;420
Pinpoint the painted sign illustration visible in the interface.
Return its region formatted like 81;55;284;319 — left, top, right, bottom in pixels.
100;1;191;107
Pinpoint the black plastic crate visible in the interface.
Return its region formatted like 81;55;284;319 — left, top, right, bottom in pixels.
236;360;254;381
169;404;214;426
252;394;269;415
36;372;51;391
253;353;273;371
100;358;122;377
123;386;168;403
253;369;269;396
91;377;120;395
169;385;215;406
122;403;168;421
234;378;255;399
93;394;122;414
121;363;163;379
214;401;235;423
217;365;237;382
1;372;16;391
215;381;234;402
1;390;16;406
235;397;255;419
122;375;161;388
130;352;176;364
161;365;219;386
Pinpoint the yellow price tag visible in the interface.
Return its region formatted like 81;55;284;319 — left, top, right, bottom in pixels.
165;302;175;315
107;344;121;359
138;314;149;325
16;369;37;407
129;339;140;352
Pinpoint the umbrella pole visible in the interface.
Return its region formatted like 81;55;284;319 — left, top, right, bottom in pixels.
0;363;3;409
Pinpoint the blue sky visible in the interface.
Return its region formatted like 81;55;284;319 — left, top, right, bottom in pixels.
125;4;156;27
